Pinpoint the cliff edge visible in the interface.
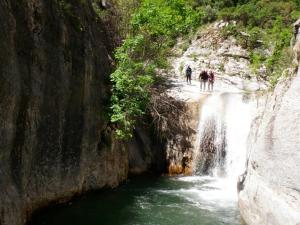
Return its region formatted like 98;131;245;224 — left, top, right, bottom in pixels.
238;20;300;225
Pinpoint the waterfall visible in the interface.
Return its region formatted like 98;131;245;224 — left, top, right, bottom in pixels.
29;89;260;225
192;91;257;199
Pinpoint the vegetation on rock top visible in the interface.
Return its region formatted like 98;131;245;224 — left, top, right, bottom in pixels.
93;0;300;138
109;0;201;139
217;0;300;85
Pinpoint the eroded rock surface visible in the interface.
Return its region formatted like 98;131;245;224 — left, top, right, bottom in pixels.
164;21;267;175
0;1;126;224
238;21;300;225
169;22;268;92
0;1;164;225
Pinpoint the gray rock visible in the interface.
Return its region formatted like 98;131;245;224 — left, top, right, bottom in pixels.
169;22;268;91
238;21;300;225
0;1;126;224
0;1;165;225
239;72;300;225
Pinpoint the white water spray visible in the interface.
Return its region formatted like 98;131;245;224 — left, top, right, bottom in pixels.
195;92;256;176
173;91;257;210
160;77;259;219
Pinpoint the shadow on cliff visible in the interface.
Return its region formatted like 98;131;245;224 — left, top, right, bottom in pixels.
28;176;164;225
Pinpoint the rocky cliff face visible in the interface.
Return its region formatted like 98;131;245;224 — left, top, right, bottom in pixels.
163;22;268;176
0;1;164;225
170;22;268;91
238;21;300;225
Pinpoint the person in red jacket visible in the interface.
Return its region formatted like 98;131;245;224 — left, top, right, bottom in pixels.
208;71;215;91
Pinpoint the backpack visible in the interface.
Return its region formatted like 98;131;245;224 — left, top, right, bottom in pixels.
203;71;209;80
186;67;192;76
200;71;205;80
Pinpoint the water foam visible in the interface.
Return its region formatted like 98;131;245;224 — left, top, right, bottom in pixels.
176;92;257;208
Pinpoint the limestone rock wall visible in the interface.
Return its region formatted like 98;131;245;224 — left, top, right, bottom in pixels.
238;21;300;225
170;22;268;92
128;127;167;175
0;1;165;225
166;100;200;176
165;21;268;176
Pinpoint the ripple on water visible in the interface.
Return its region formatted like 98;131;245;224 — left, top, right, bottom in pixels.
29;176;243;225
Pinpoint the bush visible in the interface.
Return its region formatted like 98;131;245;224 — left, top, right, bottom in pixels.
217;0;300;82
110;0;202;138
110;0;300;138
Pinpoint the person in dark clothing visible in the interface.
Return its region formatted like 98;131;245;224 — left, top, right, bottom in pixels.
208;71;215;91
199;70;209;91
186;65;192;84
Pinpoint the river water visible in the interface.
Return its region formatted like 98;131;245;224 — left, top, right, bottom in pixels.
29;92;256;225
29;176;243;225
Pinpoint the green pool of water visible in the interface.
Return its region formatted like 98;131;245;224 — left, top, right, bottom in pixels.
29;176;244;225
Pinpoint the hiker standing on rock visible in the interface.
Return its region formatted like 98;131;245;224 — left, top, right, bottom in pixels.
208;71;215;91
185;65;192;84
199;70;209;91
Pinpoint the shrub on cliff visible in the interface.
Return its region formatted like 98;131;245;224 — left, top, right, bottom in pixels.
218;0;300;84
109;0;300;138
110;0;201;138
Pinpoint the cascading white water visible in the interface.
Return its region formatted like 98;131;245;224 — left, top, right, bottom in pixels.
222;93;256;181
157;76;262;224
193;93;228;177
189;91;257;202
164;91;256;213
31;87;260;225
194;92;256;177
